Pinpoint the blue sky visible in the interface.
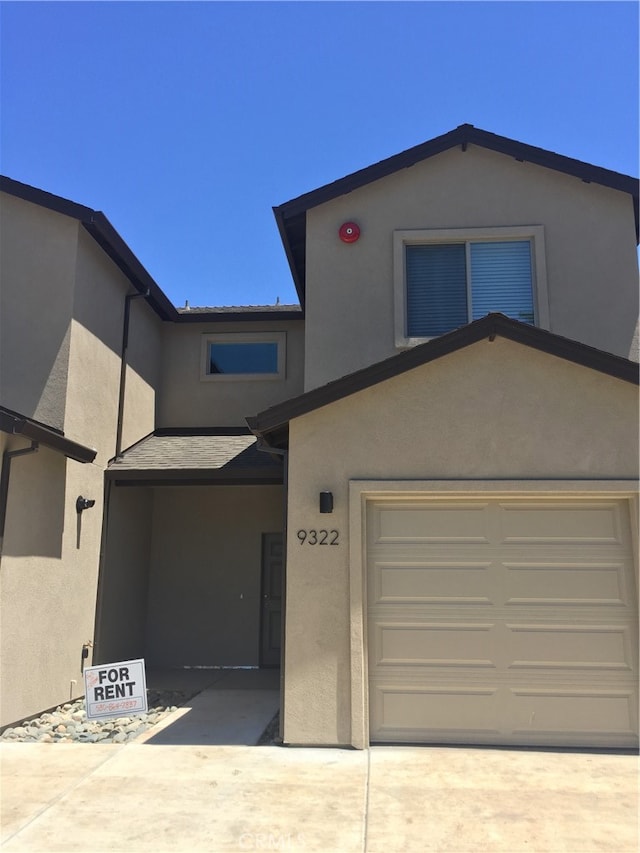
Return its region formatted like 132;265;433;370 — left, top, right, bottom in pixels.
1;1;638;308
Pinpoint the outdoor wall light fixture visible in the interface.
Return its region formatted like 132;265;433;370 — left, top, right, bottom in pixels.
76;496;96;514
319;491;334;514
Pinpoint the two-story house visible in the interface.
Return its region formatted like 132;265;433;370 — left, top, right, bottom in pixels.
1;125;638;749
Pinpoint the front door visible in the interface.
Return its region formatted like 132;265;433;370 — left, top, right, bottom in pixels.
260;533;283;667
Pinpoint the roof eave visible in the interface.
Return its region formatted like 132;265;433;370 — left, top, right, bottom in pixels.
176;308;303;323
250;315;640;440
274;125;640;297
0;408;97;463
0;176;178;323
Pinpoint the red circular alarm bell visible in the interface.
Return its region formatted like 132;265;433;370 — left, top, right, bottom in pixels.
339;221;360;243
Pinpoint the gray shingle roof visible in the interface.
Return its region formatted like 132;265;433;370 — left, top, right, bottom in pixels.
107;432;282;483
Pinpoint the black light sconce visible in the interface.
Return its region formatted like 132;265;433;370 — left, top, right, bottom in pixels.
319;491;334;514
76;496;96;514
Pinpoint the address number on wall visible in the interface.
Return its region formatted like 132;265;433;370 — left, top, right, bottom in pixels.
297;529;340;546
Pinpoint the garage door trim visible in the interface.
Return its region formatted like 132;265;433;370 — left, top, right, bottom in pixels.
347;480;639;749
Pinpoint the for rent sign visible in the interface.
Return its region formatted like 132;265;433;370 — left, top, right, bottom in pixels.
84;658;148;720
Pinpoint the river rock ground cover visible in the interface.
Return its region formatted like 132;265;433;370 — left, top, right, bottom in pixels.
0;689;195;744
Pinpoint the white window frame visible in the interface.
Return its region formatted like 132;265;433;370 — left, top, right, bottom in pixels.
200;331;286;381
393;226;550;348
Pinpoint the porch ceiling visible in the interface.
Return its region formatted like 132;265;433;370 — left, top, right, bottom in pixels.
106;431;283;485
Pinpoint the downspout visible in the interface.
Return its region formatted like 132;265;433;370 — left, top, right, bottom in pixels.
0;441;39;557
255;438;289;742
115;290;149;458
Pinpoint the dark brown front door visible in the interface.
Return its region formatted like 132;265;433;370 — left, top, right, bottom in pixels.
260;533;283;667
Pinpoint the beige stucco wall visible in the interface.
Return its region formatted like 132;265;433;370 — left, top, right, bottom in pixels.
67;227;162;459
0;194;76;429
303;145;639;389
94;486;154;664
144;485;284;667
0;441;104;726
0;203;163;727
121;298;163;451
158;320;305;427
283;337;639;745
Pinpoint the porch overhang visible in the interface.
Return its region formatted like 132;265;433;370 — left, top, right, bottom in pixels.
106;429;284;486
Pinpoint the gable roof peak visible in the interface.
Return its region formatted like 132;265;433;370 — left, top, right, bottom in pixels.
274;125;639;304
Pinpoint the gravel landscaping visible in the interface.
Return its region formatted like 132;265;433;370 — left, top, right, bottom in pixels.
0;690;197;744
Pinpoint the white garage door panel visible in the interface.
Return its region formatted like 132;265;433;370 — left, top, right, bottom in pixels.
367;498;638;747
508;624;634;671
375;503;491;543
377;563;493;603
375;622;496;668
510;689;638;739
374;684;501;739
504;562;628;605
499;503;624;544
373;622;635;672
373;684;637;745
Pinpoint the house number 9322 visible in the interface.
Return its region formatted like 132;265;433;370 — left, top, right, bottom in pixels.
297;529;340;546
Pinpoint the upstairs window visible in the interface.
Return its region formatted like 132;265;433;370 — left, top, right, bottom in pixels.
394;226;548;347
201;332;286;381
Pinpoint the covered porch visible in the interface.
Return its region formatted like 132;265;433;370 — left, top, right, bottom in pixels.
93;429;285;677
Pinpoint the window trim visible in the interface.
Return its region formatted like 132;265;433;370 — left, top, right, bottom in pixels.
200;331;287;381
393;226;549;348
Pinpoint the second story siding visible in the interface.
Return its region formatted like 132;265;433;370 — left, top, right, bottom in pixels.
302;144;638;389
158;317;305;428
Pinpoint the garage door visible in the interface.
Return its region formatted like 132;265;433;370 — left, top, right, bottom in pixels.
367;498;638;747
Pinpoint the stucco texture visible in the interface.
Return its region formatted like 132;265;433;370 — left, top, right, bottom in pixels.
303;145;639;389
0;199;162;727
283;337;639;745
0;194;76;430
158;320;305;428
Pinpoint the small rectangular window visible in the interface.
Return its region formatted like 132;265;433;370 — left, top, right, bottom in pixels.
201;332;286;381
209;341;278;375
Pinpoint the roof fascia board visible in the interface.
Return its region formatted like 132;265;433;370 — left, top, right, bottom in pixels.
0;408;97;463
1;176;178;322
154;426;253;437
274;127;639;297
107;468;282;483
0;176;95;221
251;314;639;436
176;308;303;323
83;214;177;321
273;205;306;306
276;125;639;219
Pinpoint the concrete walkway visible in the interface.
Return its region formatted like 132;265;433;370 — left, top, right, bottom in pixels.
1;672;637;851
141;668;280;746
1;739;637;852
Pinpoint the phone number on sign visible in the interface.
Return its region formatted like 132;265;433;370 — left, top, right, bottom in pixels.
93;700;141;714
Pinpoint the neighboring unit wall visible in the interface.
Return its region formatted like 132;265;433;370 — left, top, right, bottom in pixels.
145;485;284;667
283;338;639;745
0;440;103;726
68;228;163;456
158;320;305;427
0;207;163;727
0;193;77;430
303;146;639;389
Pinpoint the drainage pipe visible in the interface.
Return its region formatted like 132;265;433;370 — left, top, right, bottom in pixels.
0;441;39;556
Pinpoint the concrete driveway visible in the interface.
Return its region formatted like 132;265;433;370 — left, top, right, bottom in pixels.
1;740;637;852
